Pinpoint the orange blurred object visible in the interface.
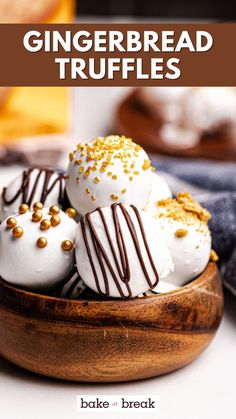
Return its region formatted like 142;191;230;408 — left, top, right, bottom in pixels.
0;0;75;145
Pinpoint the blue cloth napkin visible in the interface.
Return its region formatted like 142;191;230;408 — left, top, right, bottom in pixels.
151;156;236;295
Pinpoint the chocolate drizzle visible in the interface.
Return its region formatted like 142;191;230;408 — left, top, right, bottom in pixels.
80;203;159;298
2;168;65;208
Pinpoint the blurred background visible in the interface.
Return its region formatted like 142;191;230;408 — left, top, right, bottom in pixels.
76;0;236;19
0;0;235;173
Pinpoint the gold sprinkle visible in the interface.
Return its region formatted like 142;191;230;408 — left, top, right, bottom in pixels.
130;163;135;169
210;249;219;262
112;175;117;180
91;195;96;201
12;226;24;238
50;215;61;227
94;176;101;184
133;171;139;175
111;194;119;201
175;228;188;238
37;237;48;248
84;169;91;178
121;188;127;194
100;167;106;173
151;167;155;172
142;159;151;171
75;159;83;165
40;219;51;231
124;169;131;174
66;208;77;218
61;240;73;252
79;166;84;173
33;202;43;211
19;203;29;214
69;152;74;161
107;171;112;177
49;205;60;215
32;211;42;222
156;194;211;226
6;217;17;229
86;188;91;194
129;176;133;182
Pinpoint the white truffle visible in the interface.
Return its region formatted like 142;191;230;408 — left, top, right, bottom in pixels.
138;87;189;123
138;281;178;297
160;124;200;149
183;87;236;133
144;172;172;214
0;168;66;222
66;135;153;216
0;207;76;290
150;194;211;288
55;271;86;299
75;204;173;298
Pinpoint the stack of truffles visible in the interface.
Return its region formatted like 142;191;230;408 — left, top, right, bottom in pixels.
0;135;217;299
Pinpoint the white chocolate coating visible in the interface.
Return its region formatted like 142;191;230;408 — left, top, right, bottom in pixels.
0;208;77;290
149;194;211;288
75;204;173;298
66;135;153;216
56;271;86;299
144;172;172;213
160;124;200;149
0;168;65;222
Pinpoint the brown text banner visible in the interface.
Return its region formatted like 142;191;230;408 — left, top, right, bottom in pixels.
0;23;235;86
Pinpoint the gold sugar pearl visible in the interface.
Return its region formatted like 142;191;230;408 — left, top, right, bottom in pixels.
91;195;96;201
37;237;48;248
61;240;73;252
12;226;24;238
66;208;77;218
33;202;43;211
111;194;119;201
49;205;60;215
175;228;188;238
6;217;17;229
40;219;51;231
19;203;29;214
50;215;61;227
32;211;43;222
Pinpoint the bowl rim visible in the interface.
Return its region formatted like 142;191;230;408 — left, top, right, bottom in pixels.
0;261;217;306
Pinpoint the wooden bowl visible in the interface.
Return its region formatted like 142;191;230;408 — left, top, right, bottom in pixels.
0;262;223;382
